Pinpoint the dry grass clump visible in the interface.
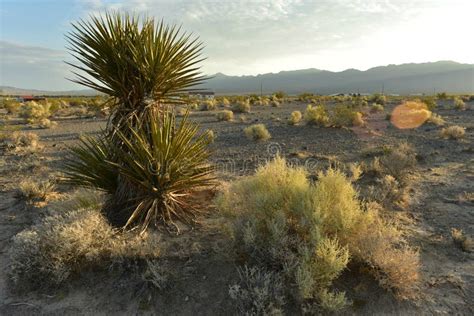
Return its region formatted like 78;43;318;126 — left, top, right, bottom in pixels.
451;228;473;252
288;110;302;125
244;124;271;141
440;125;465;139
304;104;329;126
229;265;285;315
218;157;420;312
453;97;466;110
199;99;217;111
232;100;251;113
426;113;445;126
216;110;234;121
16;178;57;204
371;103;384;113
9;197;161;290
38;118;58;129
5;131;41;152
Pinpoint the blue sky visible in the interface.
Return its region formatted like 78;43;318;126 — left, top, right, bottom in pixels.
1;0;473;91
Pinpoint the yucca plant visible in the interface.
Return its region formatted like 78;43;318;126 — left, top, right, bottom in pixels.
64;12;214;233
66;12;205;132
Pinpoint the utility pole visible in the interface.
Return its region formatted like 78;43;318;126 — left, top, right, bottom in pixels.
381;83;385;95
260;80;263;97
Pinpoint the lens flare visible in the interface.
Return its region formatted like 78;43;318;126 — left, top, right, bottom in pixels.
390;100;431;129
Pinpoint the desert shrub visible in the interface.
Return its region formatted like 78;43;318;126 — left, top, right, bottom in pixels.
453;97;466;110
352;112;365;126
451;229;473;252
229;265;285;315
370;94;386;105
370;103;384;113
421;97;437;110
16;178;56;204
436;92;448;100
3;99;21;114
38;118;58;129
221;97;230;107
232;99;251;113
19;101;53;123
199;99;217;111
244;124;271;141
297;93;314;102
142;259;171;290
376;142;417;184
331;105;358;127
288;111;302;125
440;125;465;139
216;110;234;121
304;104;329;126
218;158;420;311
271;100;281;107
5;131;41;152
426;113;445;126
8;203;161;290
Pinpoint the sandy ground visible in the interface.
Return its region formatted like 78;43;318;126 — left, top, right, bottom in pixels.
0;99;473;315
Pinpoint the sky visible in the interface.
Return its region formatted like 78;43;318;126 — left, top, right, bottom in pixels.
0;0;473;91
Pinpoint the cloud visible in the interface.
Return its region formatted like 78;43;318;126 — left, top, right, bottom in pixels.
0;41;79;90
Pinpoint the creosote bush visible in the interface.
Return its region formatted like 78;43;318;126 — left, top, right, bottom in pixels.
440;125;465;139
453;97;466;110
218;157;420;313
288;110;302;125
331;105;359;127
244;124;271;141
216;110;234;121
199;99;217;111
371;103;384;113
19;101;53;123
5;131;41;152
304;104;329;126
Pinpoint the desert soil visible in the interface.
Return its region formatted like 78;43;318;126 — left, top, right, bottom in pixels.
0;99;473;315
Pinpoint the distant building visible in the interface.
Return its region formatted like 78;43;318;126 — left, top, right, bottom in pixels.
188;91;215;99
17;95;46;102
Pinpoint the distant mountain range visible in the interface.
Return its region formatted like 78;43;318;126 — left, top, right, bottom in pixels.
1;61;473;96
202;61;474;95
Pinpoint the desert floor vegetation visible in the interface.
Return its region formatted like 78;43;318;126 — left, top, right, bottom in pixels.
1;11;474;316
440;125;466;139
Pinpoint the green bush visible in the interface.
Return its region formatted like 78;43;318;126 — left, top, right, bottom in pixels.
218;157;420;312
370;94;387;105
331;105;358;127
244;124;271;141
304;104;329;126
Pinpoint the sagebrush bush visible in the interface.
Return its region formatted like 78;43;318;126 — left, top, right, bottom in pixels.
440;125;465;139
3;99;21;114
288;110;302;125
218;157;420;312
9;199;161;290
244;124;271;141
304;104;329;126
216;110;234;121
199;99;217;111
229;265;285;315
453;97;466;110
232;100;251;113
